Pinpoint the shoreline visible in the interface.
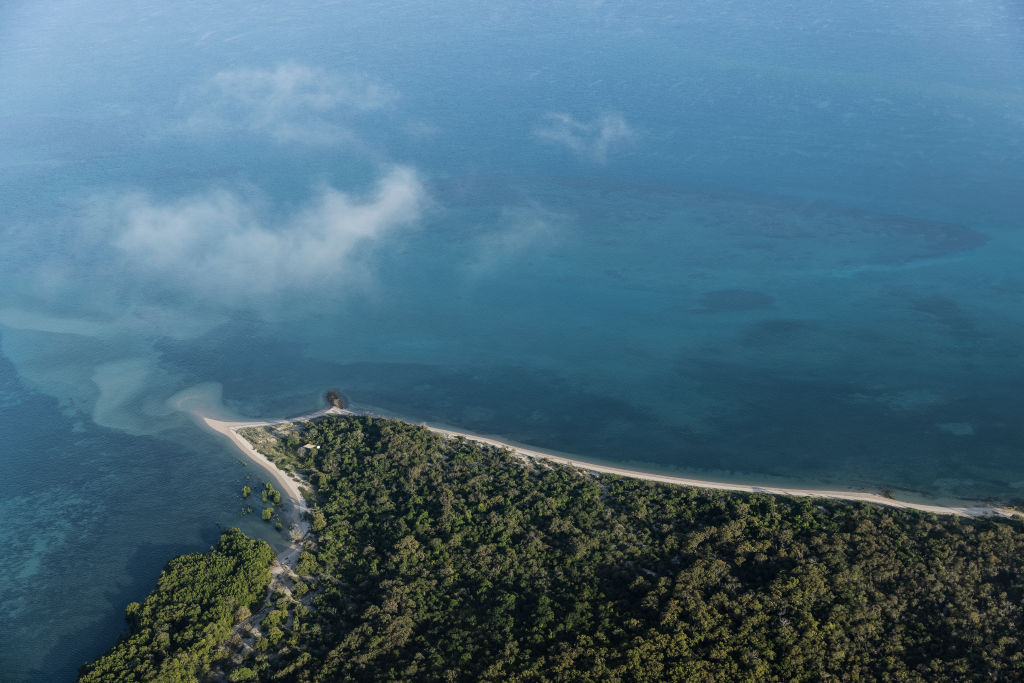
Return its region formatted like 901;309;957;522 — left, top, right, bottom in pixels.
199;406;1018;521
417;425;1018;519
196;407;344;567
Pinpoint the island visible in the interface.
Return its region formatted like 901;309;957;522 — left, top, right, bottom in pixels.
80;404;1024;681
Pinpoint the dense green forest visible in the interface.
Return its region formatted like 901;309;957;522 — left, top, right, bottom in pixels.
84;415;1024;681
78;529;275;683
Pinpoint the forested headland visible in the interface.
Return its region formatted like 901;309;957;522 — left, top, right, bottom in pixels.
83;414;1024;681
78;529;275;682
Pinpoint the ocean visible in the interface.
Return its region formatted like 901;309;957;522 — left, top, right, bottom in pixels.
1;1;1023;678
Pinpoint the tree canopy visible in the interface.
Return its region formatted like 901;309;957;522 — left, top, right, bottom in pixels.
79;528;274;683
83;415;1024;681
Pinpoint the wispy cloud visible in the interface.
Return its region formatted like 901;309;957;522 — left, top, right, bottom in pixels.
533;112;636;163
86;166;428;304
181;62;398;145
467;205;565;276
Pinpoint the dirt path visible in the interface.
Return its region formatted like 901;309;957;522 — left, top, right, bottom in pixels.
194;407;346;669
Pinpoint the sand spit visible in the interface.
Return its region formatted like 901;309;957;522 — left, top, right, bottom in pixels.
199;406;1018;521
425;426;1018;519
196;407;344;565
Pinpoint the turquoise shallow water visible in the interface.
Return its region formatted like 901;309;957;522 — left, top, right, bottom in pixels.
1;1;1023;679
0;354;291;679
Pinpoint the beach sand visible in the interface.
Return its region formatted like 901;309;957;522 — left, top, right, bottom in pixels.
199;406;1018;521
196;407;344;566
424;426;1017;518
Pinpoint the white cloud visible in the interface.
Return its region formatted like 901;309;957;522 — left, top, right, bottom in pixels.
467;205;564;275
533;112;636;163
88;166;428;304
182;62;398;145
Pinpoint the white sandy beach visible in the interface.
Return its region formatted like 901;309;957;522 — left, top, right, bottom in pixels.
424;426;1018;518
199;406;1017;521
197;407;344;566
200;411;328;508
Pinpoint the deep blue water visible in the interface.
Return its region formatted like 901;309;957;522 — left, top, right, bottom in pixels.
1;1;1023;679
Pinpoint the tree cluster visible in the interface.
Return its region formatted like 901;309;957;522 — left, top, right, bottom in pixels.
84;415;1024;681
245;416;1024;681
79;529;275;682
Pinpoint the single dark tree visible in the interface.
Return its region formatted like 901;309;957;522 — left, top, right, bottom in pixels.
325;390;345;409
